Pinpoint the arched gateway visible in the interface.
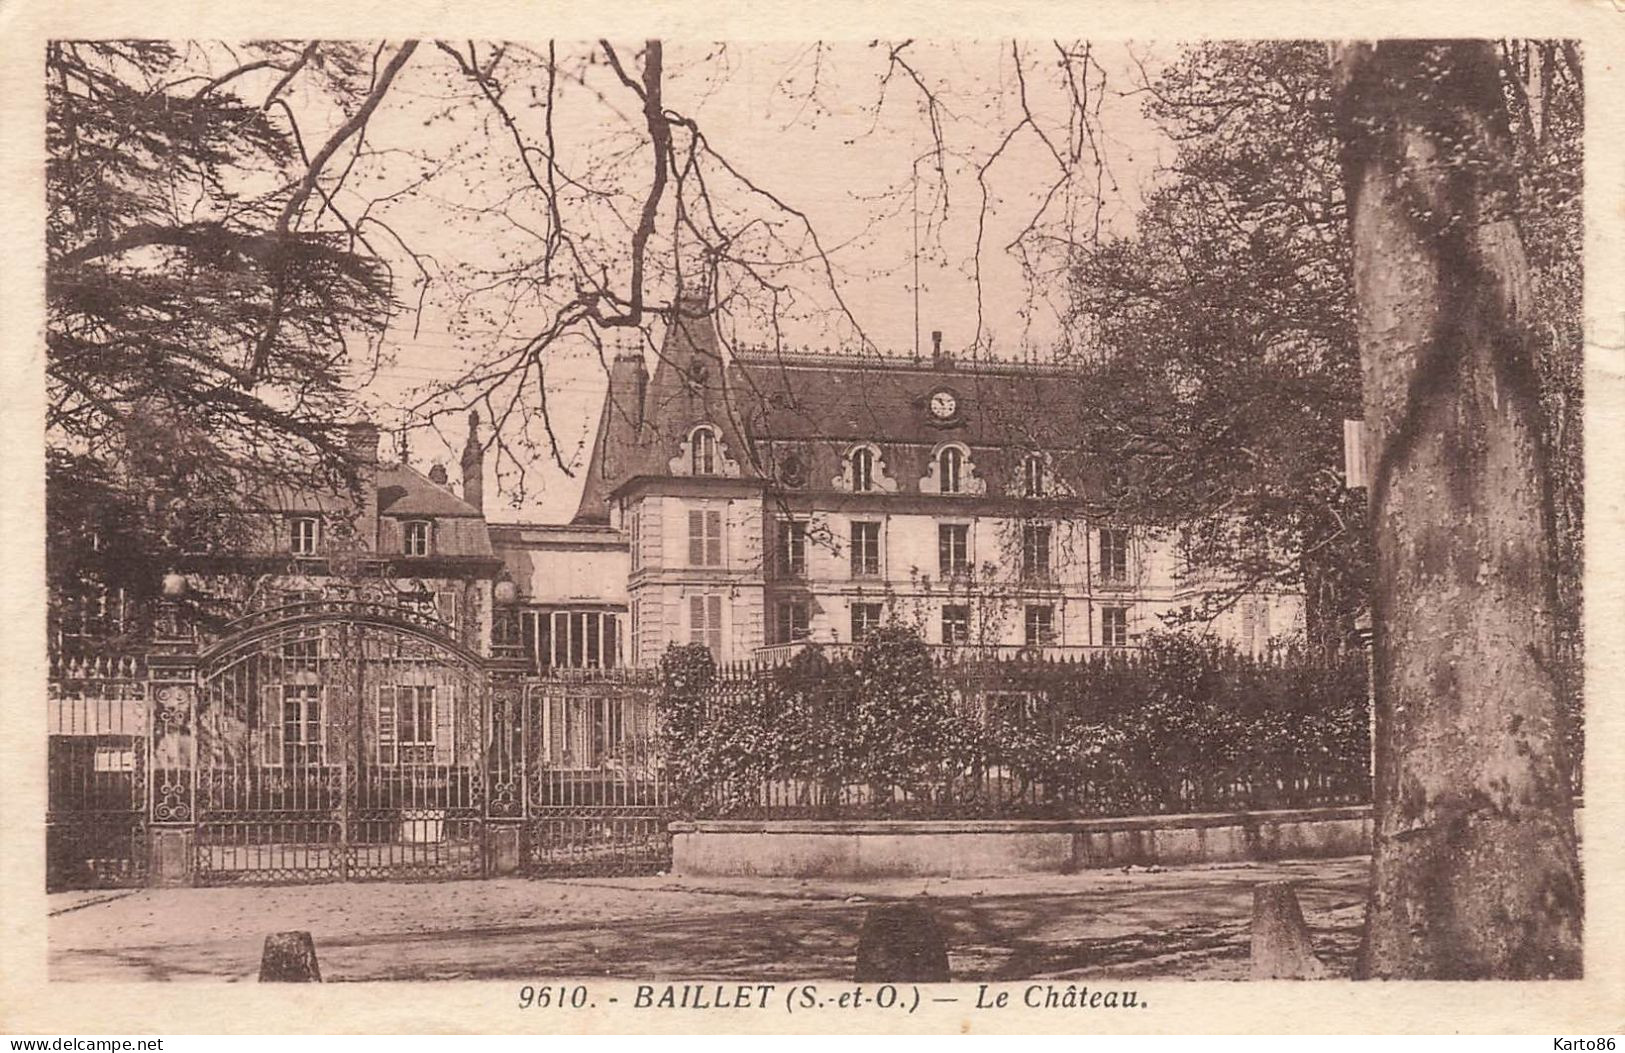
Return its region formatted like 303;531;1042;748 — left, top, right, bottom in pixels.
188;599;488;882
48;597;671;888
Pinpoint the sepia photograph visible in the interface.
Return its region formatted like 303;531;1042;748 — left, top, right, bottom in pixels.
6;8;1620;1037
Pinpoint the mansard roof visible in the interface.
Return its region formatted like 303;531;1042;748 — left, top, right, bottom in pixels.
729;350;1090;449
571;310;1096;523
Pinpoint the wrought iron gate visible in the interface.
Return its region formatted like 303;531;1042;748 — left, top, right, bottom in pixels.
520;673;670;875
47;602;673;888
191;601;486;884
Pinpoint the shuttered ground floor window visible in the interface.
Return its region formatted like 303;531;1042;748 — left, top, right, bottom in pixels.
690;595;723;659
377;684;449;765
540;695;645;769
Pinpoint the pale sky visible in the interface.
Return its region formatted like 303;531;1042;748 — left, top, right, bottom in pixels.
263;40;1178;522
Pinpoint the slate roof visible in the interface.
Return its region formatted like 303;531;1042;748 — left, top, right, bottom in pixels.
571;307;1097;523
730;353;1090;449
377;462;484;518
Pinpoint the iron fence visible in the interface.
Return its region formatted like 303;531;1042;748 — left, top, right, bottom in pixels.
46;606;671;889
47;655;148;889
48;619;1384;888
668;647;1375;821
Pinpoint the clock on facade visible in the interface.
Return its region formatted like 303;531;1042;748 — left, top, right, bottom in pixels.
928;389;958;421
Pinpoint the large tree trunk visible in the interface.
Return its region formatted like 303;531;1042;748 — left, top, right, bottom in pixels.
1332;40;1581;979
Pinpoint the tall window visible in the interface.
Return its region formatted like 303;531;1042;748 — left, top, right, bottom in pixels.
777;519;807;577
691;427;718;475
941;604;970;645
937;446;963;494
1024;605;1056;647
525;610;619;669
291;517;319;557
1023;454;1047;497
851;447;875;492
403;519;430;557
378;685;437;765
280;685;324;766
688;508;723;566
1022;523;1051;579
690;595;724;659
775;600;810;643
851;521;881;577
1099;527;1130;583
938;523;970;576
1102;605;1129;646
850;602;884;641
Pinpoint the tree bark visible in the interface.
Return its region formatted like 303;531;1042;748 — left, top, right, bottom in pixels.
1332;40;1581;979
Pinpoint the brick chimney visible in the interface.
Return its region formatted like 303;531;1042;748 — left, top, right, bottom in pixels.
460;411;484;514
428;463;448;486
344;420;380;550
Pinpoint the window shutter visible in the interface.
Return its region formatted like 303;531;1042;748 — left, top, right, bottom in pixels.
690;595;705;639
377;686;397;766
436;590;458;630
434;686;454;765
706;511;722;565
688;510;704;565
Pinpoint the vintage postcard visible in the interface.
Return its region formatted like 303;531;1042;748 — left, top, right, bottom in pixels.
1;0;1622;1037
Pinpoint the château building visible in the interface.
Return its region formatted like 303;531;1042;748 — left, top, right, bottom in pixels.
43;297;1309;888
494;295;1303;670
51;306;1302;676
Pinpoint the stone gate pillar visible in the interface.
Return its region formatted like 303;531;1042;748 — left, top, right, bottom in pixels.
483;673;528;875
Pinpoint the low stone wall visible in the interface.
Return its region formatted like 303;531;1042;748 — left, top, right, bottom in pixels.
672;803;1587;878
670;807;1374;878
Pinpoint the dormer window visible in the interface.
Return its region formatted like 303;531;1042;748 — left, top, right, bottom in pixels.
851;447;875;492
691;426;718;476
291;517;320;557
938;446;963;494
1023;454;1047;498
403;520;430;557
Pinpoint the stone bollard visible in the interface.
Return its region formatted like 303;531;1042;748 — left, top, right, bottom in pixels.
260;931;323;982
854;902;950;982
1250;882;1326;980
